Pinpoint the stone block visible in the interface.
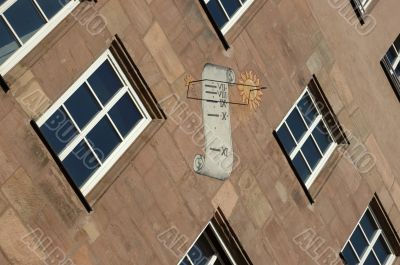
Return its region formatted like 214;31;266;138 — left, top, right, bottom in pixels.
1;168;46;221
212;180;238;218
237;169;273;228
0;209;42;265
144;22;185;84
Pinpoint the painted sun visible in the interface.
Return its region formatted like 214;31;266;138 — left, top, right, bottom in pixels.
238;71;263;110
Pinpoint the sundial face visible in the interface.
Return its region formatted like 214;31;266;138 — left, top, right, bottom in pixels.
194;64;234;180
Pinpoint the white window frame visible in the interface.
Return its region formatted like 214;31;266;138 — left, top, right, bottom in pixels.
276;88;337;188
360;0;372;10
36;50;152;196
341;206;396;265
388;41;400;75
203;0;254;35
177;222;237;265
0;0;79;75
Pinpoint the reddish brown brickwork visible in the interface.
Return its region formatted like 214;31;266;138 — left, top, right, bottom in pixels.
0;0;400;264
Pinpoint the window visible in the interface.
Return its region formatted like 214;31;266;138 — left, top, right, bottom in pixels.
341;206;396;265
178;224;236;265
177;210;252;265
349;0;374;24
275;88;337;188
202;0;254;35
352;0;371;14
35;50;151;196
382;34;400;99
0;0;78;75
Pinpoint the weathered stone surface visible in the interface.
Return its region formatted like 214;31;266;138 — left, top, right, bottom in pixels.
0;209;42;265
71;244;95;265
0;0;400;264
212;180;238;218
0;146;19;186
237;169;273;228
1;168;46;221
0;193;7;216
143;22;185;84
99;0;130;37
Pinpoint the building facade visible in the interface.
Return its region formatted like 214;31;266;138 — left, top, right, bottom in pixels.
0;0;400;264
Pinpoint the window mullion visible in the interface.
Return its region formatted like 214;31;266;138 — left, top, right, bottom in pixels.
62;104;82;134
348;241;361;262
295;105;311;129
31;0;49;22
103;87;128;111
392;55;400;69
288;116;321;160
59;103;110;160
216;0;230;20
85;81;105;108
284;121;299;145
187;255;195;265
371;248;383;265
310;133;324;156
299;150;313;172
58;105;84;161
83;137;103;166
0;0;17;13
1;14;23;45
106;113;124;141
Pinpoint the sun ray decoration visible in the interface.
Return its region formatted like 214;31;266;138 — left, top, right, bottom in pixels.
185;74;193;87
238;71;263;110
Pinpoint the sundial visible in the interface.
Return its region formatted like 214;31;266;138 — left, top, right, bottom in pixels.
192;64;234;180
187;64;266;180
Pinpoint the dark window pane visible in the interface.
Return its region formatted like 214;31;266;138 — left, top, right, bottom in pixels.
40;108;78;155
342;244;358;265
108;93;143;137
62;141;99;188
220;0;241;18
297;92;318;125
395;64;400;78
179;257;191;265
4;0;46;43
0;18;19;64
286;109;307;142
36;0;66;19
276;124;296;154
64;84;101;130
364;252;379;265
350;226;369;258
301;137;322;170
88;60;123;105
0;0;5;5
312;121;333;154
206;0;229;29
386;46;398;65
87;117;121;162
373;235;391;264
188;239;213;265
360;210;378;242
292;153;311;183
394;35;400;52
